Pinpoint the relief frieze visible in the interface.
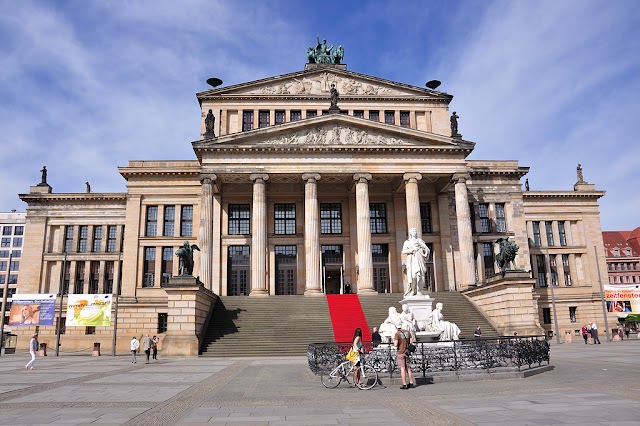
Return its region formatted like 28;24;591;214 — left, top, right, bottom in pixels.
262;125;413;146
246;73;402;96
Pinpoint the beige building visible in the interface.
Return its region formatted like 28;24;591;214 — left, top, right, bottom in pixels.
16;59;608;351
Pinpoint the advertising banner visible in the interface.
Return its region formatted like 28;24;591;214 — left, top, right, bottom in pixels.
65;294;112;327
604;285;640;315
8;294;56;326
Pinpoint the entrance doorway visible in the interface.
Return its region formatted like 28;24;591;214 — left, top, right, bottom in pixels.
321;245;343;294
227;245;250;296
275;245;297;295
372;244;390;293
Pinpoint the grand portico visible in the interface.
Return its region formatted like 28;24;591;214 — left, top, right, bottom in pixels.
16;49;608;352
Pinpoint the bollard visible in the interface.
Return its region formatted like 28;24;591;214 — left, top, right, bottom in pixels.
39;342;47;356
92;342;101;356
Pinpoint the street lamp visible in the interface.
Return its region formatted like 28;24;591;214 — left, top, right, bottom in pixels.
55;252;67;357
0;252;13;357
112;251;122;356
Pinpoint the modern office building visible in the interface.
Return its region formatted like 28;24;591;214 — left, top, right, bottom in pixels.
0;211;26;331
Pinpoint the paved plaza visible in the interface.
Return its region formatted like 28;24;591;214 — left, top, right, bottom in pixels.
1;340;639;425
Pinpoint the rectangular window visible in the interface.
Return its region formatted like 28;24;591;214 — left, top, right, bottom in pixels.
162;247;173;284
558;221;567;246
384;111;395;124
12;238;22;247
2;226;11;235
143;247;155;288
290;110;302;122
369;203;387;234
543;308;552;324
369;111;379;122
92;226;103;252
495;203;506;233
105;261;115;294
180;205;193;237
275;110;285;124
537;255;547;286
420;203;432;234
64;226;74;253
258;110;270;128
545;221;554;246
158;313;168;334
0;275;4;285
320;203;342;234
1;238;10;247
306;110;317;118
8;274;17;284
0;250;8;258
479;203;491;233
562;254;572;286
86;326;95;335
0;261;5;271
400;111;410;127
78;226;88;253
353;110;364;119
549;254;558;286
75;261;85;294
14;226;24;236
146;206;158;237
107;226;117;252
532;222;541;247
11;249;20;258
569;306;577;323
242;110;253;131
89;261;100;294
62;262;70;294
482;242;495;278
274;204;296;235
9;260;19;271
228;204;250;235
164;206;175;236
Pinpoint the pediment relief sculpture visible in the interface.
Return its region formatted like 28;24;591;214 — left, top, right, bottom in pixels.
245;72;405;96
258;125;416;146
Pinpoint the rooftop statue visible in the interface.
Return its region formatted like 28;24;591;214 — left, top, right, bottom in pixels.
40;166;47;185
495;237;519;275
450;111;460;137
175;241;201;276
307;36;344;64
577;163;584;183
204;109;216;137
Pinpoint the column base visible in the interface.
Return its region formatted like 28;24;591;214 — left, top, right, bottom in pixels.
357;288;377;294
304;289;324;296
249;289;270;297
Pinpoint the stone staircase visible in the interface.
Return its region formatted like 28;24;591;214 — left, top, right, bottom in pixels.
359;293;498;339
200;296;335;357
200;293;498;357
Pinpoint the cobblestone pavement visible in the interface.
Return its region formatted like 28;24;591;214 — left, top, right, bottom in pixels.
1;341;639;425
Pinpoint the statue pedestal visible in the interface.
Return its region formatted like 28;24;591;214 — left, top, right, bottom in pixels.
161;276;217;356
400;295;433;335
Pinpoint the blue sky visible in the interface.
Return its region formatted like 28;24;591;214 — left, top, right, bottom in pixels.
1;0;638;231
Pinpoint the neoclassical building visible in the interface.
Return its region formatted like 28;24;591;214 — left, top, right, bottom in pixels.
16;57;610;351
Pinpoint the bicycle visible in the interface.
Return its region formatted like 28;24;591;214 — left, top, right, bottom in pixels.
321;354;379;390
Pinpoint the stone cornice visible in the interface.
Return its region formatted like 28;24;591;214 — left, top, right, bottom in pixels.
523;191;606;199
19;193;127;204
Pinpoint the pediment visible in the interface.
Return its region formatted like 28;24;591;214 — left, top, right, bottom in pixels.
198;68;450;99
195;115;473;151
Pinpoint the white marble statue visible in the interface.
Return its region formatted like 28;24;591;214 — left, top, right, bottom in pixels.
379;307;403;343
400;304;418;337
402;228;430;296
430;302;461;341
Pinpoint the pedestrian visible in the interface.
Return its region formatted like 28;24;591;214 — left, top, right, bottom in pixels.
151;335;158;361
371;327;382;347
393;327;415;389
350;328;364;385
624;324;630;340
591;322;601;344
130;336;140;363
581;325;588;344
586;324;593;344
25;333;38;370
618;327;624;341
141;334;152;364
474;326;482;338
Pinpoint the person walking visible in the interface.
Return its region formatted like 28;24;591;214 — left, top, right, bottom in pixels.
393;327;415;389
624;324;630;340
581;325;588;344
151;335;158;361
591;322;601;344
141;334;152;364
25;333;38;370
130;336;140;363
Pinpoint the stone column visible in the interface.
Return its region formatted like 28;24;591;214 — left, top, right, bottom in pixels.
302;173;322;295
198;174;216;291
453;173;476;289
250;174;269;296
403;172;423;238
354;173;375;293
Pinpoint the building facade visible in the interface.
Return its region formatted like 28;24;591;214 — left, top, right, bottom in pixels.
0;211;26;332
16;59;608;350
603;229;640;285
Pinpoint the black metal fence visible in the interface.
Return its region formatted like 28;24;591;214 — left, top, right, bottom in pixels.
308;336;550;377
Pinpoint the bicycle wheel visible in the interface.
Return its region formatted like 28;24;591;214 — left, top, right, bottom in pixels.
321;366;343;388
355;365;378;390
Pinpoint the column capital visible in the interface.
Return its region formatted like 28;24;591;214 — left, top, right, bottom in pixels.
353;172;372;183
302;173;321;183
250;173;269;183
403;172;422;183
200;173;217;185
452;173;471;184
